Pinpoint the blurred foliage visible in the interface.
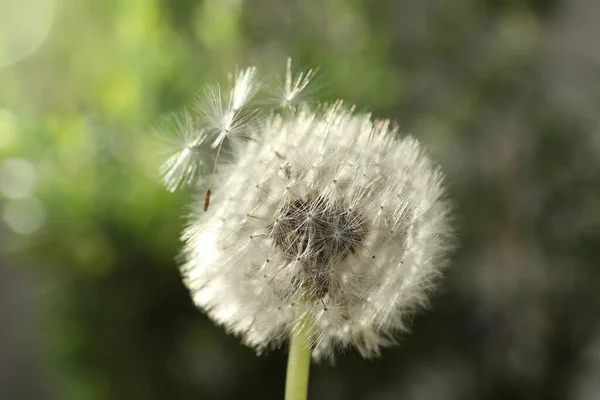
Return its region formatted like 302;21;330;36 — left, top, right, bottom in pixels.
1;0;600;399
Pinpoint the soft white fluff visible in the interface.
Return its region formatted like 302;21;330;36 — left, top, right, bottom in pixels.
159;61;453;360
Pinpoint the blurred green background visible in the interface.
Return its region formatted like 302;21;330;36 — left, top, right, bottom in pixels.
1;0;600;399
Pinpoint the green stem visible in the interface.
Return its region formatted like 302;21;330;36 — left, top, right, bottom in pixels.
285;317;312;400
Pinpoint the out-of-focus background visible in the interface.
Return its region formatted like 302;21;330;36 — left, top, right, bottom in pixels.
1;0;600;399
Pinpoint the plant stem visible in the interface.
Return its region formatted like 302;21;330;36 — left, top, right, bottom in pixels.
285;317;312;400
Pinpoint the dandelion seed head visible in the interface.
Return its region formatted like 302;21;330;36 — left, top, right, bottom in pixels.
178;78;453;359
155;60;452;359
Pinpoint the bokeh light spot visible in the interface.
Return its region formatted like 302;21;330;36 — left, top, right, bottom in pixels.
0;0;55;66
0;158;36;198
2;196;46;235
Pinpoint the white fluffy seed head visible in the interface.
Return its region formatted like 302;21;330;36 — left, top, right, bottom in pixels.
160;61;453;360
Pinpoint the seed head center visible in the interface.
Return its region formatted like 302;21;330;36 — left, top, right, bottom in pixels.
270;197;368;267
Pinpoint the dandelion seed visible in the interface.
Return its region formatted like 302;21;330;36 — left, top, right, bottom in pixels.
154;111;206;192
281;58;316;108
230;66;260;111
198;66;261;149
267;58;318;110
193;67;262;210
198;83;260;149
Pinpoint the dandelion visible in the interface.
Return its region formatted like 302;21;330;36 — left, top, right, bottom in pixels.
158;61;453;400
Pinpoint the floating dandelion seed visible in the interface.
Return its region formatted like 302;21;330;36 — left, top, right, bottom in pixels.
157;60;453;399
155;111;206;192
199;66;261;149
195;66;262;210
231;66;260;111
279;57;317;108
